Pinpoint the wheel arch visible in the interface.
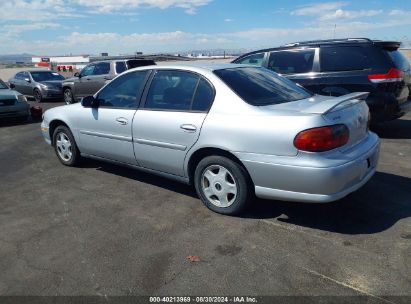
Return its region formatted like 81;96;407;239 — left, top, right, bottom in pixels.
49;119;70;144
186;147;254;186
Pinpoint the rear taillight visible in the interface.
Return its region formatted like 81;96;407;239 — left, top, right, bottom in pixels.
294;124;349;152
368;68;404;83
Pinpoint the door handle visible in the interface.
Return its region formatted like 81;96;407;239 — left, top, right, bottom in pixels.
116;117;128;125
180;124;197;132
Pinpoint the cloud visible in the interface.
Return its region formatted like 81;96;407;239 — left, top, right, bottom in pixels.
291;2;348;16
0;0;83;21
72;0;212;14
3;22;61;36
319;9;383;21
224;18;234;22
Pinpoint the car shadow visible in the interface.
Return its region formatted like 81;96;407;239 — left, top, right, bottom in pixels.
371;117;411;139
78;159;197;198
242;171;411;235
0;117;41;127
78;158;411;235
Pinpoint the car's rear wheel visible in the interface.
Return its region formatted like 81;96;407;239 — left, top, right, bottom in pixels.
63;88;74;105
194;156;251;215
53;125;80;166
33;89;42;103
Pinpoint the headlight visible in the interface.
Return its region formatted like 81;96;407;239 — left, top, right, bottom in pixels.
40;83;48;89
17;95;27;103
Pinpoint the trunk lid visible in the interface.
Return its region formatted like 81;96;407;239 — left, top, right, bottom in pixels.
274;92;370;149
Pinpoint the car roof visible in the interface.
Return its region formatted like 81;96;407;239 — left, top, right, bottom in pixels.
126;63;254;74
235;38;401;59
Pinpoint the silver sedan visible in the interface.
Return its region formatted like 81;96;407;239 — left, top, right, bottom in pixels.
41;64;380;215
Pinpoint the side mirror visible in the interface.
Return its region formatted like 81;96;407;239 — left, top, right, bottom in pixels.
81;96;99;108
74;72;81;78
9;83;15;89
24;78;31;83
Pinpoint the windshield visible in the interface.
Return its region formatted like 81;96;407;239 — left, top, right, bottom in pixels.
31;71;65;82
214;67;313;106
0;79;8;89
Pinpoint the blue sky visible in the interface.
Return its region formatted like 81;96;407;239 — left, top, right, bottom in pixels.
1;0;411;55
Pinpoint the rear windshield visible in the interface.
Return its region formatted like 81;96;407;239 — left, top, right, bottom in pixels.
387;50;410;71
127;60;156;69
0;79;8;89
31;71;65;82
214;67;313;106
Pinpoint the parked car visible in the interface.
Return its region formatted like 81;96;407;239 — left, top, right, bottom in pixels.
62;59;156;105
9;70;65;103
232;38;411;124
41;64;379;215
0;78;30;121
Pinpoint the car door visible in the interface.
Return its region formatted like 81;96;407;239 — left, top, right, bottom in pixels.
266;48;320;93
22;72;34;95
133;69;215;176
10;72;24;93
75;63;103;98
76;70;151;164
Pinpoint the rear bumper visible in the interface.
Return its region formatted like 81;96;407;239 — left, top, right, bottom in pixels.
367;94;411;122
236;133;380;203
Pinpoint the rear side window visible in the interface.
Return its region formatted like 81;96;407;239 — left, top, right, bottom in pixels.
268;49;315;74
127;60;156;69
94;62;110;75
387;50;410;71
214;67;312;106
321;46;373;72
192;78;214;111
145;70;208;111
235;53;265;66
116;62;127;74
97;70;149;108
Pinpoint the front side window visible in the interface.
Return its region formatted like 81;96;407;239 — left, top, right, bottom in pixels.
145;70;200;111
97;71;149;108
0;79;8;89
235;53;265;66
321;46;371;72
214;67;312;106
30;71;65;82
268;49;315;74
81;65;96;77
15;72;24;79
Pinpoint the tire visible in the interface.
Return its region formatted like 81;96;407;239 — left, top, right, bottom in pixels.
194;156;251;215
63;88;74;105
53;125;81;166
33;89;42;103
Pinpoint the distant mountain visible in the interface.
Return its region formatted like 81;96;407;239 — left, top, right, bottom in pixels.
0;53;33;64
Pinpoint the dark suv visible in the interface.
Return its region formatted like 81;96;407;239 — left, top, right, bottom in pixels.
62;59;156;104
233;38;411;123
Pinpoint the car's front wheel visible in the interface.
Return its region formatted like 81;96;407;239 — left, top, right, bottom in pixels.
33;89;42;103
194;156;251;215
63;88;74;105
53;125;80;166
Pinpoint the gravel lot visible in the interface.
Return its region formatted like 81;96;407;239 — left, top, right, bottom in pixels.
0;100;410;302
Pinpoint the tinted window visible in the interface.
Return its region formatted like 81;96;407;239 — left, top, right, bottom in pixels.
321;46;373;72
15;72;24;79
116;62;127;74
235;53;265;66
31;71;65;82
145;70;199;111
214;67;312;106
127;59;156;69
97;71;149;108
0;79;8;89
94;62;110;75
268;49;315;74
387;50;410;71
81;65;95;77
192;78;214;111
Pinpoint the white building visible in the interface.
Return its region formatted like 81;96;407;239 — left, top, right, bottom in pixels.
32;55;90;70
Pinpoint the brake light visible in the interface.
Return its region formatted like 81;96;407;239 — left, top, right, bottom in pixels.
294;125;349;152
368;68;404;83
